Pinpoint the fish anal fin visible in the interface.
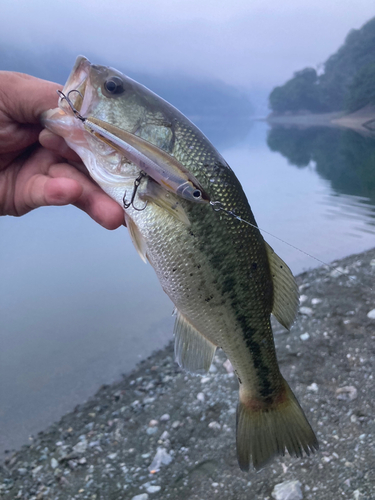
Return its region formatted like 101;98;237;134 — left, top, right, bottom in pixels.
265;242;299;330
125;214;148;263
236;379;318;471
174;311;216;374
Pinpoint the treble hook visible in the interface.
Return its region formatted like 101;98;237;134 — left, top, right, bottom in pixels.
123;171;148;211
57;90;85;121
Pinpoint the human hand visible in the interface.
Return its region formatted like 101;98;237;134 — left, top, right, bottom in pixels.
0;71;124;229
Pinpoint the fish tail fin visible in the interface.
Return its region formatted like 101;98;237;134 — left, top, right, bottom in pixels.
236;379;318;471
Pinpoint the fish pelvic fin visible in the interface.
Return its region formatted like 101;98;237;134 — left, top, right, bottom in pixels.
265;242;299;330
174;310;217;374
236;379;318;471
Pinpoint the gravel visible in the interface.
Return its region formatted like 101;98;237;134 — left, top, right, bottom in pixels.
1;248;375;499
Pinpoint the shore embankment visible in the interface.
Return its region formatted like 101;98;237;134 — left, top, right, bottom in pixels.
267;106;375;137
1;248;375;499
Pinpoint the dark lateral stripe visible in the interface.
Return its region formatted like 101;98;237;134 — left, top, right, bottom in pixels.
236;313;274;399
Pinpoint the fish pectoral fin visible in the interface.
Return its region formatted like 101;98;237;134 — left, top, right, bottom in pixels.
125;214;148;263
265;242;299;330
143;180;191;226
174;310;216;374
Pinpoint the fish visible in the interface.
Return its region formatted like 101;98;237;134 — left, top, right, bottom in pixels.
42;56;318;470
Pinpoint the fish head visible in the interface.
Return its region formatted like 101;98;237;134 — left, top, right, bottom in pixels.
41;56;143;187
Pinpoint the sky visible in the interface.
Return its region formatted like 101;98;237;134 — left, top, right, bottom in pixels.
1;0;374;92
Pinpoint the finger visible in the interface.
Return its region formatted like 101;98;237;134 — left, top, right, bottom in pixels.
0;72;62;124
48;163;125;230
39;129;82;162
25;175;83;209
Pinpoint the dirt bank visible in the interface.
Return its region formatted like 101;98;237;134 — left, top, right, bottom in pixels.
267;106;375;137
1;248;375;500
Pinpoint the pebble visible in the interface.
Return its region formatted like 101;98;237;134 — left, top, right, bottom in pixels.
208;421;221;430
330;266;348;278
149;447;172;472
160;413;170;421
307;383;318;392
149;419;159;427
223;359;234;373
200;376;210;384
311;298;322;305
50;458;58;469
146;427;158;435
107;453;117;459
299;295;308;303
73;439;87;454
366;309;375;319
197;392;205;402
336;386;358;401
160;431;170;440
300;307;313;317
146;485;161;493
171;421;180;428
271;480;303;500
17;468;27;476
300;332;310;341
132;495;149;500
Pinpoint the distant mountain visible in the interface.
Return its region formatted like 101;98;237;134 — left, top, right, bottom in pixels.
0;46;254;148
269;17;375;114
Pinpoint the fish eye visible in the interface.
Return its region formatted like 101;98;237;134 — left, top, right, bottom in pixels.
193;189;202;199
104;76;125;95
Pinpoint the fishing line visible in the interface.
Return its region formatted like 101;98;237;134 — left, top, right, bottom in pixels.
210;201;371;289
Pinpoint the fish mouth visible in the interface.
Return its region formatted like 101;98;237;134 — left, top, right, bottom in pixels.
59;55;92;117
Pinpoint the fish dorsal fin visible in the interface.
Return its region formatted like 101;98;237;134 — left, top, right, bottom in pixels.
143;180;190;226
265;242;299;330
174;310;217;374
125;214;148;263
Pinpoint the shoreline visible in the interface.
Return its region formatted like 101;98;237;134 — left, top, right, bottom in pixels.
265;105;375;137
1;247;375;499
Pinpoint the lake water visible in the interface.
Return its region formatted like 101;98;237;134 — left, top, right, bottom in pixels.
1;120;375;455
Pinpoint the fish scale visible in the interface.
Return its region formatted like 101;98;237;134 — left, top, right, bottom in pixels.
42;55;318;471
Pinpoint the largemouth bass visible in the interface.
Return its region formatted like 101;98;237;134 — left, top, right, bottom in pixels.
42;56;318;470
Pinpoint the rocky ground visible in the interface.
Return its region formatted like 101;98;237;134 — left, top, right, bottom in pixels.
1;248;375;500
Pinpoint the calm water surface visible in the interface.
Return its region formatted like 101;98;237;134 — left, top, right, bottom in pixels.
1;121;375;454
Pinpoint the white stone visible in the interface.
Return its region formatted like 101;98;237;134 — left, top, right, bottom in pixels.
149;447;172;472
131;495;149;500
146;485;161;493
160;431;170;440
50;458;58;469
307;383;318;392
208;421;221;430
107;453;117;460
197;392;205;402
300;332;310;341
271;480;303;500
200;376;210;384
160;413;170;421
171;421;180;428
300;307;313;317
367;309;375;319
311;298;322;305
73;438;87;454
299;295;308;303
223;359;234;373
149;420;159;427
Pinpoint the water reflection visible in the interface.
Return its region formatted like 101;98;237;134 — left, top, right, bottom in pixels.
267;126;375;202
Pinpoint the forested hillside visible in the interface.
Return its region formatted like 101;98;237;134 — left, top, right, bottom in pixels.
269;17;375;114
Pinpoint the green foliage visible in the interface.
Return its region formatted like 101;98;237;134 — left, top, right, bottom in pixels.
269;17;375;113
346;62;375;112
269;68;325;114
267;126;375;201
